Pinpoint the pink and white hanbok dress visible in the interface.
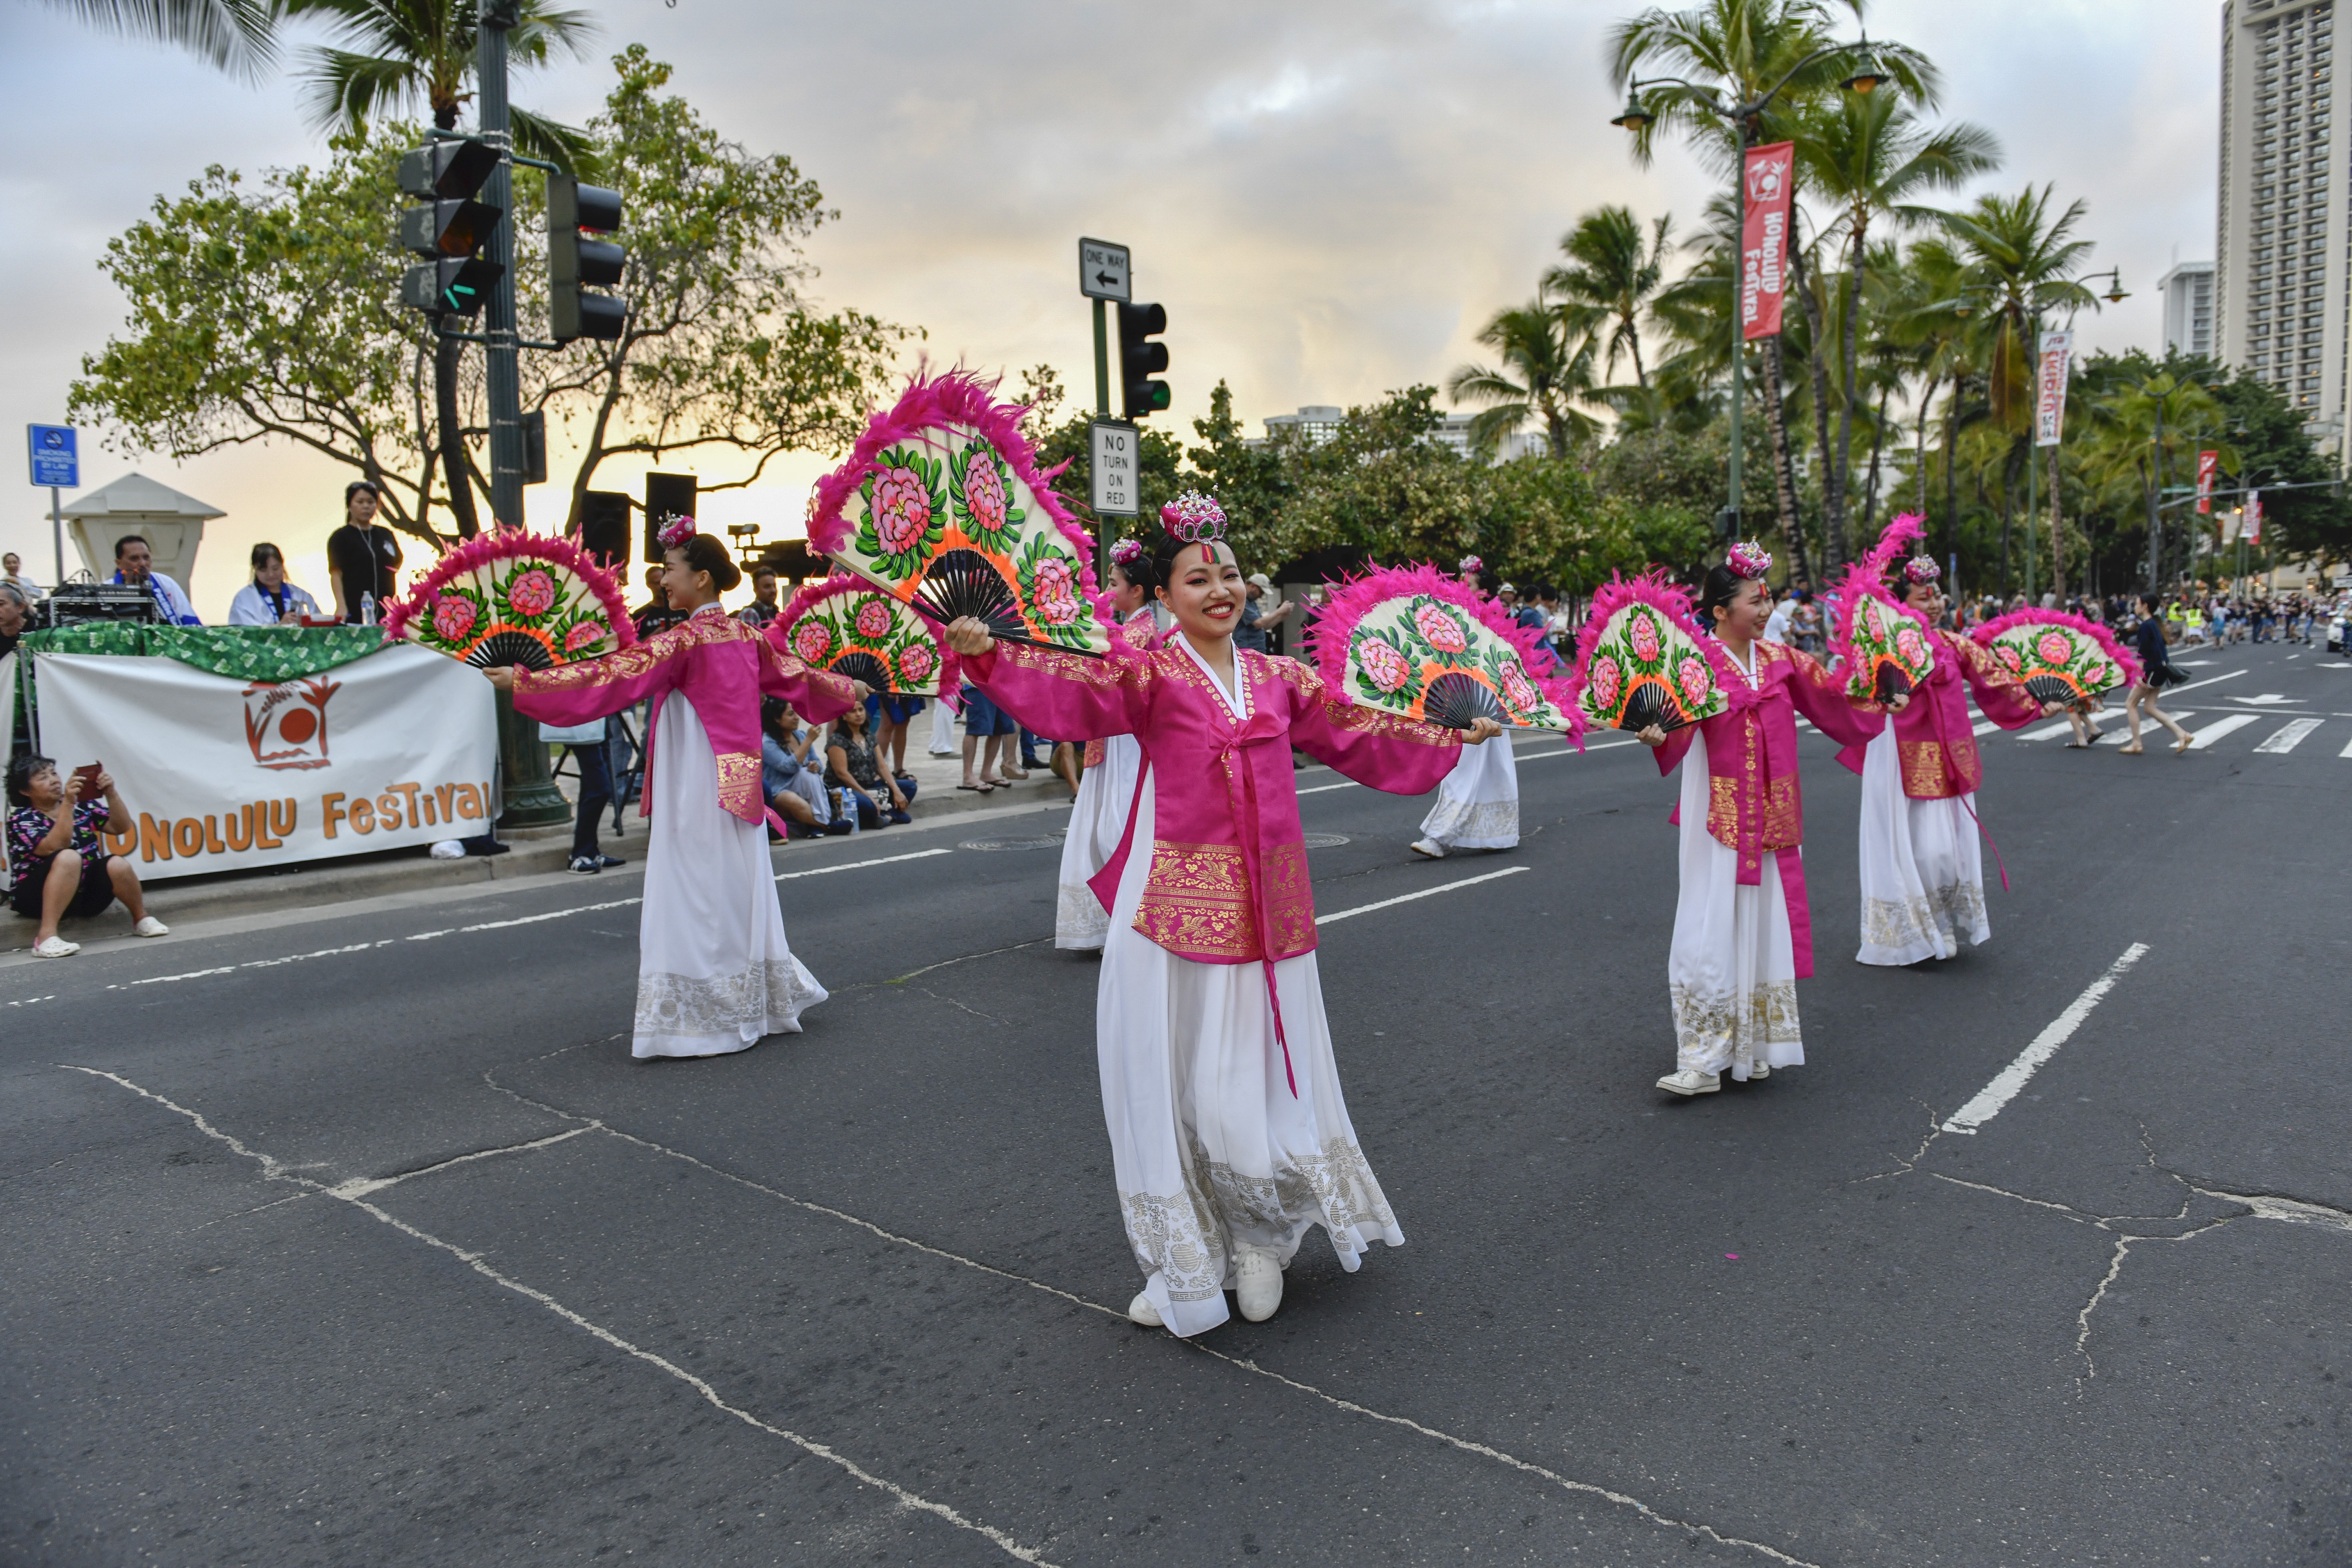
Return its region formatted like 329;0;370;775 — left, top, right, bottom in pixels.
1055;606;1166;950
1651;639;1879;1080
966;633;1464;1335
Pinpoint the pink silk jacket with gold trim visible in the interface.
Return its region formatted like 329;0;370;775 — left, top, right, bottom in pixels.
512;604;859;825
1835;628;2041;798
963;639;1462;965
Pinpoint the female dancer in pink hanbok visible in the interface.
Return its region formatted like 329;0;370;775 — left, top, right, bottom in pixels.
491;522;863;1059
1635;543;1883;1096
1054;537;1168;951
946;493;1501;1335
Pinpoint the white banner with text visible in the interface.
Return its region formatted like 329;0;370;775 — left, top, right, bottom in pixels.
31;644;498;881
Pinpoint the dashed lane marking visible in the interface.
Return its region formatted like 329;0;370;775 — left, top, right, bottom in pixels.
1941;944;2149;1135
2253;718;2324;754
1318;866;1530;925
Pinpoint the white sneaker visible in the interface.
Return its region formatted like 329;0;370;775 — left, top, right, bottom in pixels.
1127;1291;1162;1327
1656;1068;1721;1096
33;936;80;958
1747;1062;1770;1081
1409;838;1446;859
132;916;170;938
1235;1248;1284;1322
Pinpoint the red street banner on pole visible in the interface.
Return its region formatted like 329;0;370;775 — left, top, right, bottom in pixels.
1740;141;1795;341
2033;330;2074;447
2246;489;2263;544
2196;450;2218;515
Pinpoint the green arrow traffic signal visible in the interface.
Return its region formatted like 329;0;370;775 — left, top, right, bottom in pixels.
397;137;503;319
1119;301;1171;418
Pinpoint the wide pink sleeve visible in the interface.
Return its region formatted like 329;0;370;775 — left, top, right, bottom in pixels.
510;627;683;725
757;626;860;724
1779;645;1885;750
1277;662;1463;794
1655;724;1695;776
1951;633;2044;729
962;640;1147;739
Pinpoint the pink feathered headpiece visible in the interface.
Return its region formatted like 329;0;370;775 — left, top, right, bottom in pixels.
656;514;697;551
1109;538;1146;570
1903;555;1941;585
1457;554;1483;574
1161;491;1227;544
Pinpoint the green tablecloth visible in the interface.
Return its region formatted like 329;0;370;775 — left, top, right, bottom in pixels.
22;623;389;681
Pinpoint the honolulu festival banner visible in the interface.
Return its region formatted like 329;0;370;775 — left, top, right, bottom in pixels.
1740;141;1796;341
28;644;498;881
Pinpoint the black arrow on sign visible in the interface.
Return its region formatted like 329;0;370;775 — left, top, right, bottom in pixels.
1095;271;1119;287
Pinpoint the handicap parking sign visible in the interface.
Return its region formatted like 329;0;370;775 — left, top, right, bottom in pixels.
29;424;78;488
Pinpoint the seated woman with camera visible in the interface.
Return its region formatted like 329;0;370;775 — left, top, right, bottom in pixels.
6;755;168;958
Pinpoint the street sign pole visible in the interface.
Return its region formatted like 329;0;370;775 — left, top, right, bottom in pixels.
28;424;79;586
1092;299;1109;417
49;486;61;585
1079;239;1134;579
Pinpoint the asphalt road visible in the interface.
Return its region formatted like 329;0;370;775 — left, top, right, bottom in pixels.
4;636;2348;1568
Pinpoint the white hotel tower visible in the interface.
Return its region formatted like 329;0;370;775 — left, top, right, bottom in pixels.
2217;0;2348;463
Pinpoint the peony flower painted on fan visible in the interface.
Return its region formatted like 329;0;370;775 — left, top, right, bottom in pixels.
793;620;834;663
1677;653;1713;709
1628;610;1661;664
899;642;936;686
432;594;478;644
871;466;934;555
1863;598;1884;640
961;448;1009;537
1499;658;1541;714
1413;601;1470;654
2035;630;2073;667
1994;644;2024;673
564;620;604;655
1358;635;1412;693
507;568;557;619
1588;655;1623;711
1029;556;1081;626
854;598;894;639
1895;627;1928;668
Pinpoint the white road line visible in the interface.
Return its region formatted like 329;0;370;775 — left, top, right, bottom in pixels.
2098;713;2198;746
1296;780;1360;795
2340;732;2352;758
2254;718;2324;754
411;898;643;940
777;846;952;880
1319;865;1529;925
2188;714;2260;750
115;941;399;986
2163;669;2247;696
1941;944;2149;1135
61;1066;1063;1567
2019;720;2079;741
1971;720;2004;736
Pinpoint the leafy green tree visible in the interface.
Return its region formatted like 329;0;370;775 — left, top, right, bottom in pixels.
1445;301;1599;458
1547;205;1674;389
1186;382;1297;567
37;0;274;78
2210;367;2352;570
279;0;596;158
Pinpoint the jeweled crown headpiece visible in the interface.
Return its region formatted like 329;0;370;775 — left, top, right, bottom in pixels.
1161;491;1227;544
1458;554;1484;574
1726;541;1773;580
656;514;698;550
1902;554;1941;585
1109;538;1146;569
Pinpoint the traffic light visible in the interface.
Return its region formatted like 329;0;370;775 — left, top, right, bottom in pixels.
1118;301;1170;418
398;137;504;318
548;174;626;343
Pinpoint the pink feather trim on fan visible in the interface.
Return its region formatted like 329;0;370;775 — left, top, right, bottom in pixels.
1855;511;1929;596
1828;514;1930;675
382;527;638;649
1567;570;1754;714
806;365;1103;601
1972;606;2144;688
774;571;962;694
1304;561;1580;732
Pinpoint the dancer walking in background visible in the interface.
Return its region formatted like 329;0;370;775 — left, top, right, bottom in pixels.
1054;538;1162;951
492;521;864;1059
947;493;1498;1335
2122;594;2192;755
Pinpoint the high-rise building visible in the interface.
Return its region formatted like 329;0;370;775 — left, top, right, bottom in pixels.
2159;260;2216;357
1256;404;1549;461
2216;0;2346;463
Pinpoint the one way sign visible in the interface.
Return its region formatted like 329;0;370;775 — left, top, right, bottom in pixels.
1079;237;1130;302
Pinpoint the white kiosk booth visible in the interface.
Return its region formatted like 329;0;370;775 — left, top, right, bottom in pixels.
63;473;222;593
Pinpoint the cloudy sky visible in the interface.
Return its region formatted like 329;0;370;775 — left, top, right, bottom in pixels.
0;0;2220;617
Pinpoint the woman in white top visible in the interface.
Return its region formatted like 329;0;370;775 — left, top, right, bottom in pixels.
227;543;322;626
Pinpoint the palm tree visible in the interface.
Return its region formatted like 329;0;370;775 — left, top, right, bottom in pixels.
281;0;597;158
38;0;274;78
1547;206;1674;389
1447;301;1601;459
1790;87;1999;565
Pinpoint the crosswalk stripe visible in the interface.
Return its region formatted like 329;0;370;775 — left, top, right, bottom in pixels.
2188;714;2260;750
2097;712;2199;746
2254;718;2323;754
2340;732;2352;758
1972;720;2003;736
2020;720;2078;741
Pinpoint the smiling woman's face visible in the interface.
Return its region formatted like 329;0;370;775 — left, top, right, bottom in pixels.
1157;543;1244;644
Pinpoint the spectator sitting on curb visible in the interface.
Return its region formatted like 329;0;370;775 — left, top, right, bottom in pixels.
827;702;913;827
7;755;168;958
762;698;847;839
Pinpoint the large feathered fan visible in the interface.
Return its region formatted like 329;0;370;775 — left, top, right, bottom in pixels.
1832;513;1936;702
385;528;635;669
1568;572;1738;734
1973;608;2141;704
809;370;1111;657
777;574;956;696
1306;563;1581;734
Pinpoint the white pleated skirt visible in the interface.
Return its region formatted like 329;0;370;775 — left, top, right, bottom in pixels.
1100;767;1404;1337
1055;733;1142;951
1666;730;1803;1079
632;694;827;1059
1854;728;1989;965
1418;733;1519;849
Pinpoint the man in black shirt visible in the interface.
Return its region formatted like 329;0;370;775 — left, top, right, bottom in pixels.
735;564;783;629
326;481;403;622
